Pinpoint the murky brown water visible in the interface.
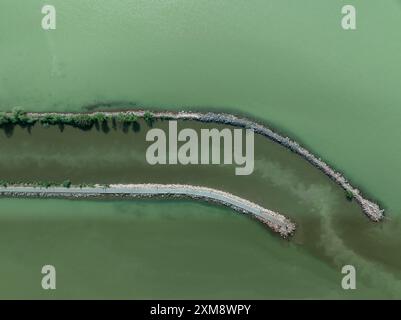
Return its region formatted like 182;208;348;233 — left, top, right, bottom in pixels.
0;119;400;298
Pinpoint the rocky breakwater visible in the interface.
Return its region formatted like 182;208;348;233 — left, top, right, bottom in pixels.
196;112;384;222
0;184;296;238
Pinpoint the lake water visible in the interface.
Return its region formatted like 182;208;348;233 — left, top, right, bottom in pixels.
1;0;401;298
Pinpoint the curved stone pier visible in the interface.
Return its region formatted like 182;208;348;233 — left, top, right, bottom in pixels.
0;184;296;238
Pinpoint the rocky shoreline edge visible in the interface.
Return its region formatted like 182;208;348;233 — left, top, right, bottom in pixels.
0;184;296;238
22;109;384;222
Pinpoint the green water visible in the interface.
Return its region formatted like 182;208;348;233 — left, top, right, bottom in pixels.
0;198;377;299
1;0;401;298
0;121;400;299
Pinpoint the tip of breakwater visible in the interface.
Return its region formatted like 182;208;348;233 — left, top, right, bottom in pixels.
360;199;385;222
256;216;296;239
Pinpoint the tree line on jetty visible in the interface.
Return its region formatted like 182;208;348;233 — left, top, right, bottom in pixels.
0;179;112;189
0;179;75;189
0;108;156;130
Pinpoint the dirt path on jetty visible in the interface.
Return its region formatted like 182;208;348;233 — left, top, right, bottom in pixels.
0;184;296;238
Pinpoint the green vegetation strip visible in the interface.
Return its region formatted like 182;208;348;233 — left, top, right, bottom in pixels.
0;107;156;130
